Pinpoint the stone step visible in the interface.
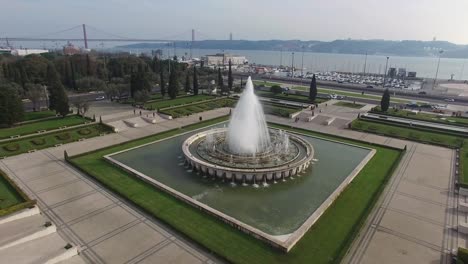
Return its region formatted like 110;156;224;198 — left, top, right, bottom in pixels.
125;117;150;128
106;120;130;132
56;255;87;264
0;206;40;225
0;233;78;264
0;214;56;251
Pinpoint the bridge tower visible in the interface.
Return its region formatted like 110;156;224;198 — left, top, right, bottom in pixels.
82;24;88;49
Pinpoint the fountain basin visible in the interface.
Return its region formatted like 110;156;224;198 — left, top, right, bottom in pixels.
182;128;314;184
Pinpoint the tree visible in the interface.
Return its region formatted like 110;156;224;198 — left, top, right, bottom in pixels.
309;74;317;102
0;83;24;127
130;68;150;98
25;83;45;111
218;68;226;94
134;90;151;105
70;60;77;90
160;62;166;97
193;66;199;95
168;67;179;99
381;88;390;112
103;84;117;101
228;60;233;91
184;72;191;94
55;88;69;117
270;85;283;94
75;77;106;92
46;63;69;116
73;98;90;116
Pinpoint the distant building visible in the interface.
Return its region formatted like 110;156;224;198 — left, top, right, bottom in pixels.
388;67;397;78
203;53;248;66
407;71;417;78
10;48;48;56
63;42;81;55
397;68;407;78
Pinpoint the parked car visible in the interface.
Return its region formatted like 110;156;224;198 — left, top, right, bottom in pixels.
418;91;427;95
366;85;374;89
444;98;455;102
95;96;105;101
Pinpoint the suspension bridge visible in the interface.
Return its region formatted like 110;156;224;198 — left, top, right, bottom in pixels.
2;24;224;49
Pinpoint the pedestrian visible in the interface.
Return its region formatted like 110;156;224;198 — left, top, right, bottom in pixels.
199;116;202;122
153;112;155;117
139;110;142;116
312;111;314;116
133;109;136;115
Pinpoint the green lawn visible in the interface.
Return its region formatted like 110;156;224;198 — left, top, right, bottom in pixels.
23;110;57;122
351;119;462;148
256;90;327;104
160;98;236;118
461;140;468;185
263;102;302;117
69;116;402;264
334;101;365;109
0;124;113;157
144;95;215;110
0;115;90;139
373;108;468;127
0;171;24;210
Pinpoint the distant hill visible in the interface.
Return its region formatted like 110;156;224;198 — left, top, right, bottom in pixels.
117;39;468;58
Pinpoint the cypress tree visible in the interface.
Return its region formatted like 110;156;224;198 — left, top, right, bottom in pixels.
184;72;190;93
160;62;166;97
309;74;317;102
168;67;178;99
70;60;76;90
218;68;225;93
381;88;390;112
193;66;199;95
86;54;92;76
46;63;69;116
228;60;233;91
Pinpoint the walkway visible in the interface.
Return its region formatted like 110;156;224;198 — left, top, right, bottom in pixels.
0;107;230;264
266;114;457;264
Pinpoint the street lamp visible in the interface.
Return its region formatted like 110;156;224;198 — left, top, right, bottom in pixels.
291;52;295;78
363;52;368;75
433;49;444;89
301;45;305;85
383;56;390;87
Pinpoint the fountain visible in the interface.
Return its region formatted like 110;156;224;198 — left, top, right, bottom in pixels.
182;77;314;184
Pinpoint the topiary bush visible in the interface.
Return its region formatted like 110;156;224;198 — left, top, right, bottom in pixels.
3;143;20;152
56;133;71;141
31;138;46;146
77;128;92;136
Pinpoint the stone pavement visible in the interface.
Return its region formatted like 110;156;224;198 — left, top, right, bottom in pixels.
266;114;457;264
0;107;230;264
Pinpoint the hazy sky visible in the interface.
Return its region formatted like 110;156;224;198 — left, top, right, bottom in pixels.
2;0;468;44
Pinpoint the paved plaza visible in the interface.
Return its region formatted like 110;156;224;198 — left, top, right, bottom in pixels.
0;100;460;263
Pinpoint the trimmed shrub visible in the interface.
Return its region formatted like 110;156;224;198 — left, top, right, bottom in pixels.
77;128;92;136
56;133;71;141
31;138;46;146
3;143;20;152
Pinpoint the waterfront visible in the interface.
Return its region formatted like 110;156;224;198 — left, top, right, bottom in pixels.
5;39;468;80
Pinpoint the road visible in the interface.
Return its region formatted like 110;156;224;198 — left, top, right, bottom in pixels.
23;91;106;111
240;73;468;106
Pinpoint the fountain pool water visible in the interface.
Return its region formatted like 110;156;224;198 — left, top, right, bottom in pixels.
182;77;314;185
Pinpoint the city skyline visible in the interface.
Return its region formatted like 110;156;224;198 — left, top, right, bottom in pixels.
2;0;468;44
